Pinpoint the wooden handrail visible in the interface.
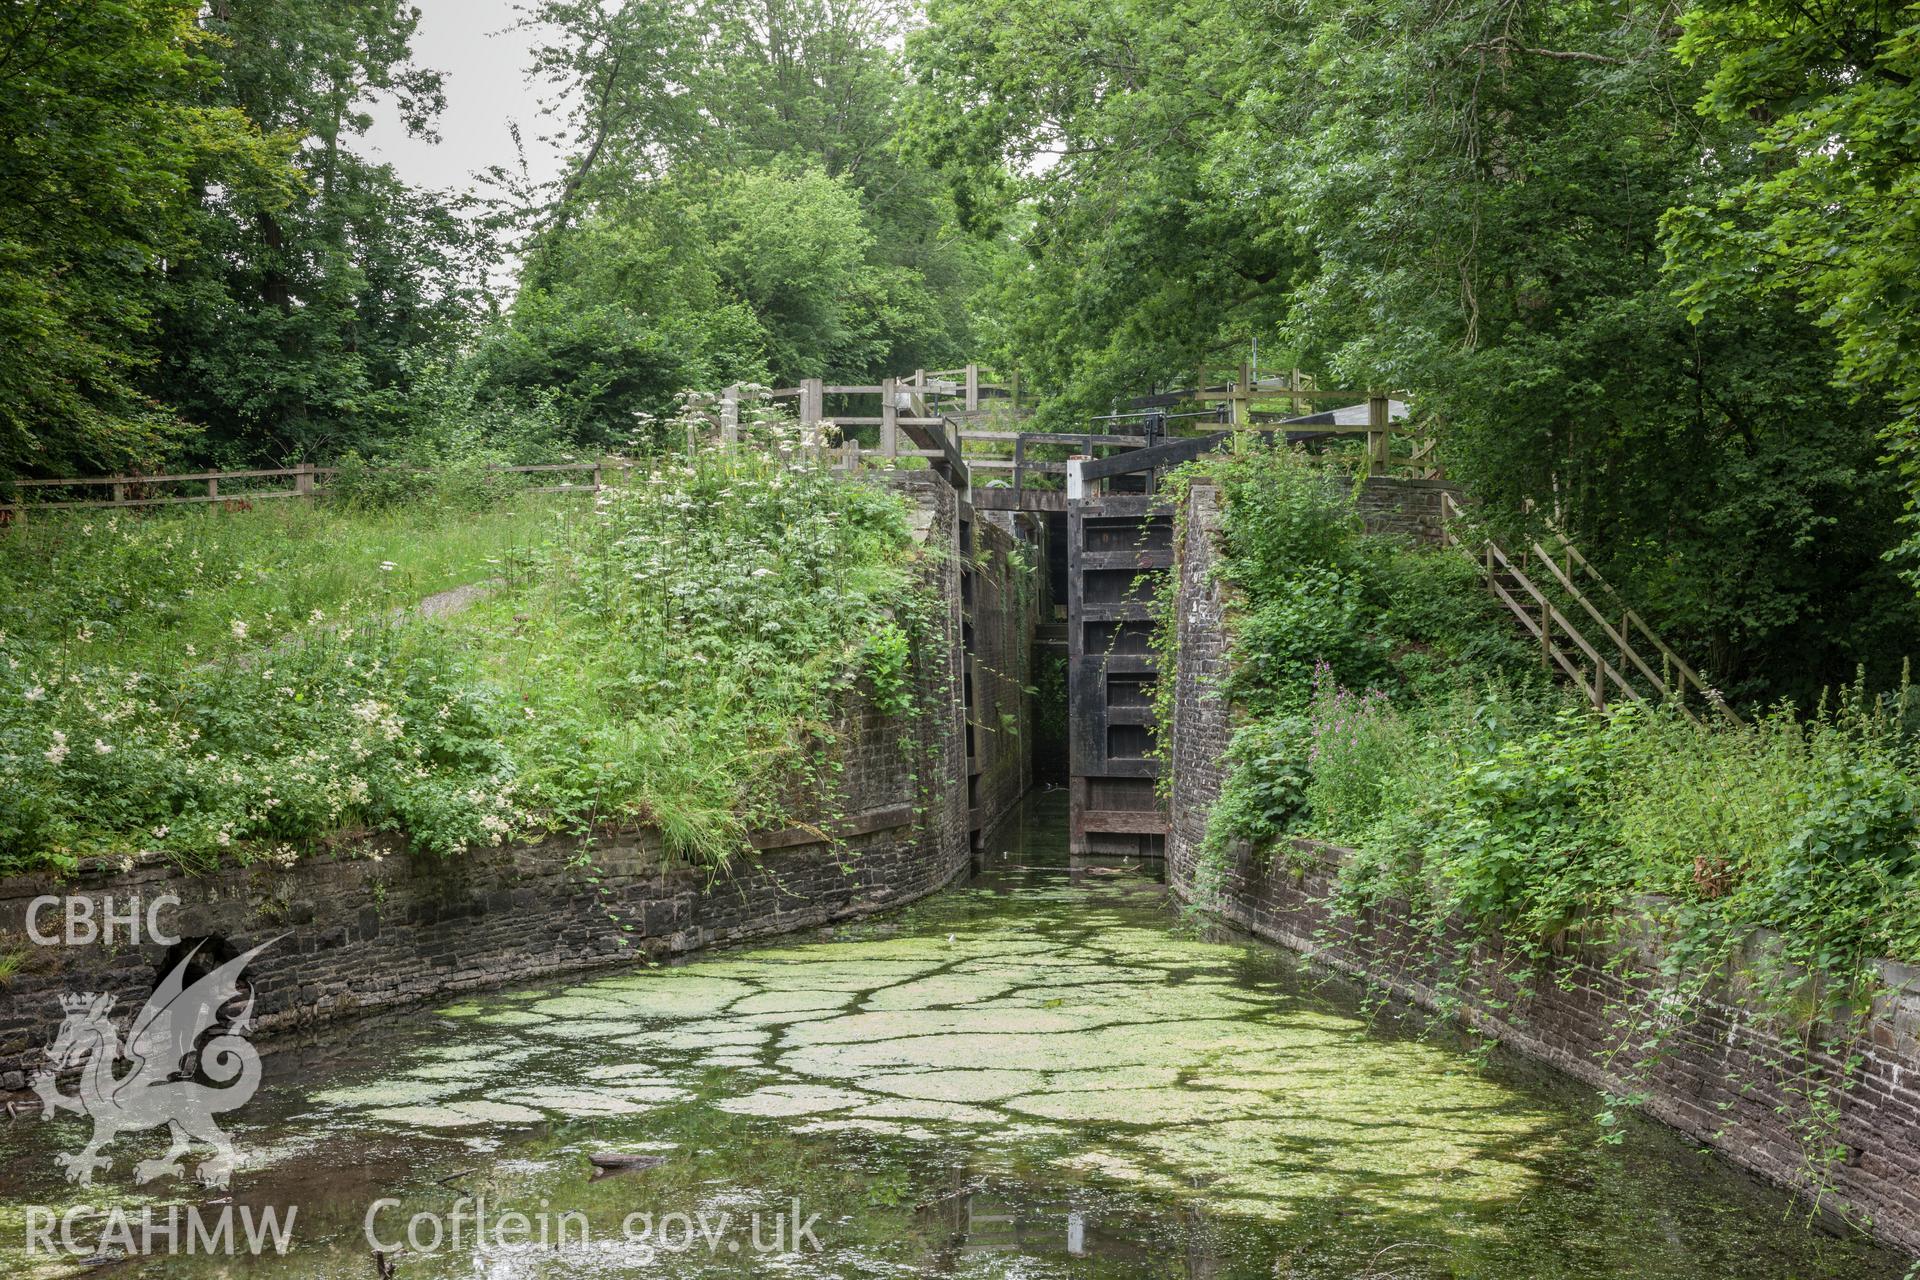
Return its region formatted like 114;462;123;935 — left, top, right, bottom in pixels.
1439;490;1725;722
1486;541;1646;709
1527;538;1674;698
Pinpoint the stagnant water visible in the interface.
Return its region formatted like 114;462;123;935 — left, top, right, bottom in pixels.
0;791;1909;1278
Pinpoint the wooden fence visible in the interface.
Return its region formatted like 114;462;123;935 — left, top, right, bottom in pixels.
0;363;1022;520
2;361;1427;517
0;461;610;520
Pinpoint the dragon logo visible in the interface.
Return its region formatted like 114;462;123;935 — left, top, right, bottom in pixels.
31;938;277;1189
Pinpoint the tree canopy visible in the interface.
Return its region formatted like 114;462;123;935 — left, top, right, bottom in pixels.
3;0;1916;700
907;0;1919;701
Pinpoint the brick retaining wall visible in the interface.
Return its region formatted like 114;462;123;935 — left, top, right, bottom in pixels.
1166;477;1920;1253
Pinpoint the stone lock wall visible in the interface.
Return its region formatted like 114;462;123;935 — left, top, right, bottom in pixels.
0;471;1029;1091
1165;477;1920;1254
966;506;1039;840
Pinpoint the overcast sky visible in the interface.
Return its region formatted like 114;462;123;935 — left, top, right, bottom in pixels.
362;0;570;195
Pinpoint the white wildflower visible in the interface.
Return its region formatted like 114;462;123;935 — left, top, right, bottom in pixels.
230;619;249;641
93;739;112;755
44;730;68;765
23;685;44;702
378;560;396;573
153;825;169;840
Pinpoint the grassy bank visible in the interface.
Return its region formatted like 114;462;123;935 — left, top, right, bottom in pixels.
0;448;934;876
1173;443;1920;1007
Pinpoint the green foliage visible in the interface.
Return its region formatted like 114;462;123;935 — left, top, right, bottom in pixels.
1180;436;1920;1195
496;0;986;437
1191;439;1920;990
1424;714;1634;943
705;165;876;383
907;0;1292;423
1664;2;1920;581
1208;442;1543;714
1202;717;1312;863
915;0;1919;704
0;0;288;479
0;439;934;873
484;435;931;861
0;619;516;870
862;622;915;719
149;0;482;466
1175;442;1551;860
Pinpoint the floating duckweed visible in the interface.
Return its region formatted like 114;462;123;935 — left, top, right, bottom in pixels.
406;1062;492;1080
715;1085;868;1117
363;1105;482;1129
313;1081;464;1108
507;1087;660;1117
851;1098;1000;1123
863;973;1014;1010
859;1069;1046;1102
732;989;853;1015
447;1101;547;1124
1006;1087;1278;1125
583;1063;667;1082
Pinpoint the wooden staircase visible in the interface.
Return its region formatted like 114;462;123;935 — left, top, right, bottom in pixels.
1439;492;1733;723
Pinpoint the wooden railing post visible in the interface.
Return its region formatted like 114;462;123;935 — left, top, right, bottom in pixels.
800;378;824;450
964;363;980;413
294;462;315;499
880;377;898;461
111;475;126;506
1367;391;1391;471
207;476;219;503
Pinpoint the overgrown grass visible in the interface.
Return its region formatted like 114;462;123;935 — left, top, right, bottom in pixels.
1172;441;1920;1193
1178;439;1920;988
0;441;933;876
0;496;561;665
